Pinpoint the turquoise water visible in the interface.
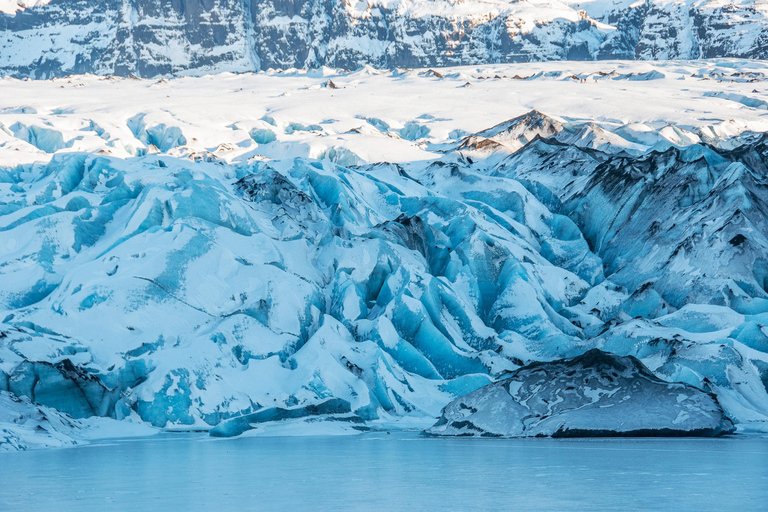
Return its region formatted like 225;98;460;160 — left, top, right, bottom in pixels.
1;433;767;511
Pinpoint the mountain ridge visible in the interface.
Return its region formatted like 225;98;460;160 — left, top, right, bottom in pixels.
3;0;768;78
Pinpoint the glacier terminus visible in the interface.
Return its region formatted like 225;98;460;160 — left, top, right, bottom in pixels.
1;61;768;450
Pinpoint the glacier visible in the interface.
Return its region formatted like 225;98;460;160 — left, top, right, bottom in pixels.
2;61;768;448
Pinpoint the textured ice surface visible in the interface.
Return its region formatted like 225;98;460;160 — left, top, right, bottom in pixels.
426;349;735;437
1;63;768;449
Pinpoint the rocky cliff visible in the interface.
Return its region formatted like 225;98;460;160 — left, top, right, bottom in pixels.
2;0;768;78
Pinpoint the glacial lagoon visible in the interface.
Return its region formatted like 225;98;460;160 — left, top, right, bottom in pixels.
1;432;767;511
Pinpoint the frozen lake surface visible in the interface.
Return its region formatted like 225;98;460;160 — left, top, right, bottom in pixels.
1;433;767;511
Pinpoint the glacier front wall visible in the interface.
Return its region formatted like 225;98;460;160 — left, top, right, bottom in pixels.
2;109;768;434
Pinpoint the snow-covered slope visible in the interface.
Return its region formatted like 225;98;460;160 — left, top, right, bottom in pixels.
2;60;768;448
2;0;768;77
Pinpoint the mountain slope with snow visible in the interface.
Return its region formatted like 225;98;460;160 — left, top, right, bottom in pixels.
2;0;768;77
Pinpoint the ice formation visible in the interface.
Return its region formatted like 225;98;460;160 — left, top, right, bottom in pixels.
1;62;768;448
0;390;153;451
425;349;735;437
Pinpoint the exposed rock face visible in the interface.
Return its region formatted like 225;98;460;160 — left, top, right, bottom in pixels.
426;349;735;437
2;0;768;78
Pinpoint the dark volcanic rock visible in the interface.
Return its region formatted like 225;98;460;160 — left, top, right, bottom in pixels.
425;349;735;437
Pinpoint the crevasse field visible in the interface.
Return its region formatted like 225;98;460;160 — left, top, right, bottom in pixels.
2;59;768;456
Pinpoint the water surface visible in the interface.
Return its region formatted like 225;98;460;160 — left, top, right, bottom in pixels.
1;433;766;511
